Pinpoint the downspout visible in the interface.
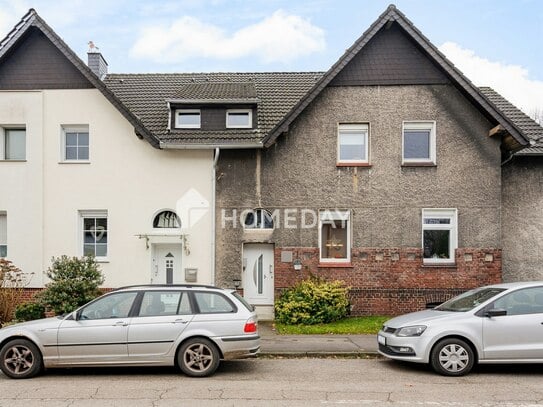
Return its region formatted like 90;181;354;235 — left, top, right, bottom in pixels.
211;147;220;285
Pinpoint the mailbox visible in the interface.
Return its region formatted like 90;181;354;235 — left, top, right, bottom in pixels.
185;267;197;282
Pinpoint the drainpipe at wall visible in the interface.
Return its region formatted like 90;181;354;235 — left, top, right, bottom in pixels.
211;147;220;285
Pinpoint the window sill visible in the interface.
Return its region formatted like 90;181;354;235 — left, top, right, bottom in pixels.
59;161;91;164
95;258;109;263
318;262;353;268
336;162;372;167
0;159;27;162
401;162;436;167
422;263;456;269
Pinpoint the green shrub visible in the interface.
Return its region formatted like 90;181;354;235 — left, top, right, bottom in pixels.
15;302;46;321
274;278;350;325
37;256;104;315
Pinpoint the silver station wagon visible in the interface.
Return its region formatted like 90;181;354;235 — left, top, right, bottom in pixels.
378;281;543;376
0;285;260;379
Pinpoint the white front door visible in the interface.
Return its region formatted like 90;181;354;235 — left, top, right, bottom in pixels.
243;243;274;305
152;244;183;284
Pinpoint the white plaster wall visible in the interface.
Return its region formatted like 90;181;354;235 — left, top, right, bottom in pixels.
1;89;214;288
0;91;44;285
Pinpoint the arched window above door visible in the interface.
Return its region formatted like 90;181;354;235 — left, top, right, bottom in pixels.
153;210;181;228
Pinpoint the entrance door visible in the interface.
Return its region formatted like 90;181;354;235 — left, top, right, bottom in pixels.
243;243;274;305
152;244;183;284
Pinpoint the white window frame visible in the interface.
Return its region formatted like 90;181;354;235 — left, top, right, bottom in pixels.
175;109;201;129
318;210;351;263
337;123;369;164
79;210;108;261
0;212;7;258
0;126;26;161
402;121;436;165
226;109;252;129
422;208;457;265
61;125;90;163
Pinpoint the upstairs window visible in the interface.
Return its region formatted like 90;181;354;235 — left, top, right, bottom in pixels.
338;124;369;165
422;208;457;264
0;212;6;257
319;210;351;263
175;110;201;129
62;125;89;161
403;121;436;165
226;109;252;129
1;127;26;160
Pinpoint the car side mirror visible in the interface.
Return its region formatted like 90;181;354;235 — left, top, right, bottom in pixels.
485;308;507;318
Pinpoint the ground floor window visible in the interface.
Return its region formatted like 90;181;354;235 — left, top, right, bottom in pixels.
0;212;6;257
319;210;351;263
422;208;457;264
80;210;108;260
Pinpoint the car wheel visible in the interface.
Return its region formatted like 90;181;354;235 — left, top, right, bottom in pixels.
430;338;475;376
0;339;43;379
178;338;220;377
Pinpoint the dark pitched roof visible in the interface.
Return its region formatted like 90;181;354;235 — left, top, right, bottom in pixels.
479;87;543;156
103;72;321;147
171;82;258;102
0;9;160;148
262;4;530;149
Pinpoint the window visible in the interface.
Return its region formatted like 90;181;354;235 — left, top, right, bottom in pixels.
80;211;108;259
62;126;89;161
79;292;137;320
319;210;351;263
194;292;236;313
1;128;26;160
175;110;201;128
491;287;543;316
153;210;181;228
0;213;6;257
139;291;188;316
403;121;436;164
422;209;457;264
226;109;252;128
243;209;274;229
338;124;369;164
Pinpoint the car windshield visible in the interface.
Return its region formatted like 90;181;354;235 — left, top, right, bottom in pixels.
435;287;506;312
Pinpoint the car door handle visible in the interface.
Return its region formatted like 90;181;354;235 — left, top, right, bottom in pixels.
173;319;189;324
114;321;128;327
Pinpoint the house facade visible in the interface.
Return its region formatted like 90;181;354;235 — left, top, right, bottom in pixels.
0;6;541;318
0;11;215;289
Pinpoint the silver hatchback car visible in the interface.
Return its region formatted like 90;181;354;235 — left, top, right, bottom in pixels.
378;281;543;376
0;285;260;379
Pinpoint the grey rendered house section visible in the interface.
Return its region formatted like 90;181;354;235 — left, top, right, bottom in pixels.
481;88;543;282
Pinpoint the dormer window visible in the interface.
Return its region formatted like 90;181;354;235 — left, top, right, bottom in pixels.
175;109;201;129
226;109;252;129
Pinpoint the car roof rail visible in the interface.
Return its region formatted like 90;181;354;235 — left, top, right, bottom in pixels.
112;284;220;291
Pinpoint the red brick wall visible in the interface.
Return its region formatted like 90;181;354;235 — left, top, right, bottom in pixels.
274;247;501;315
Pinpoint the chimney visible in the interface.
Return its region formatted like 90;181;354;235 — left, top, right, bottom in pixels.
87;51;108;80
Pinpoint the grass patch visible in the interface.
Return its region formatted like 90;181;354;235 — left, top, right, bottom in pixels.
274;316;390;335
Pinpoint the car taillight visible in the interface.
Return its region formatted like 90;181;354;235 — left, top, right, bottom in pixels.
244;319;257;333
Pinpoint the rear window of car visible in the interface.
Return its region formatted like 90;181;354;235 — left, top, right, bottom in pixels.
139;291;192;316
231;291;254;312
193;291;237;314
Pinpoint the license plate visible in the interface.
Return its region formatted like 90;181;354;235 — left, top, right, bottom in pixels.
378;335;386;346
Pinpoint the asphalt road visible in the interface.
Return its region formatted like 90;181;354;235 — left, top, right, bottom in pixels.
0;358;542;406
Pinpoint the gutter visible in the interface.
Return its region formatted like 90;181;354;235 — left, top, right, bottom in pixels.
160;141;263;150
211;148;220;285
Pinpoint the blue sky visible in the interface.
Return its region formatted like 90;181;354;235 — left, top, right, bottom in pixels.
0;0;542;116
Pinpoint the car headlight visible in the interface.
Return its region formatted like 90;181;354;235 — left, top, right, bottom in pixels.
396;325;426;337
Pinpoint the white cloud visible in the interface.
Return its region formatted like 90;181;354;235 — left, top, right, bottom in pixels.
129;10;325;64
439;41;543;119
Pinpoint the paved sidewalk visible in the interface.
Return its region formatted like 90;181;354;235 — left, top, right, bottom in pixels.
258;321;379;357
